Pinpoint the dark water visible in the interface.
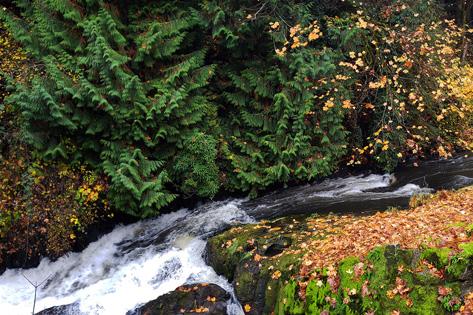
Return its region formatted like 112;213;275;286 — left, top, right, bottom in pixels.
244;155;473;219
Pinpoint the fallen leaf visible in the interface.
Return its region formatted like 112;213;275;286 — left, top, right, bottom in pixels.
244;304;252;312
272;270;282;280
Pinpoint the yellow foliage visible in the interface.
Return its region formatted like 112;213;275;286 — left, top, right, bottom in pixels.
0;23;32;85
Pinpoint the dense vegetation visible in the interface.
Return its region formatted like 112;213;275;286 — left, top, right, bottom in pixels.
0;0;472;265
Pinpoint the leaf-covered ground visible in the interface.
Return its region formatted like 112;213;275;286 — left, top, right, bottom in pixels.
298;187;473;276
207;186;473;314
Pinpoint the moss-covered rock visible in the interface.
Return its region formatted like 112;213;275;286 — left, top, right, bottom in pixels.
275;245;469;314
129;283;229;315
206;216;309;314
207;214;473;315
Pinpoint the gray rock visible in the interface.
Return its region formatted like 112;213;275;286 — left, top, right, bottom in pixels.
35;302;82;315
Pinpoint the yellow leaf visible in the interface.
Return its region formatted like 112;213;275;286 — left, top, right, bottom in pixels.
270;21;280;29
342;100;353;109
244;304;252;312
272;270;282;280
206;296;217;302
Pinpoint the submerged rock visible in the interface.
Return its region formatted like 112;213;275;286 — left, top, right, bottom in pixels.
35;302;82;315
129;283;229;315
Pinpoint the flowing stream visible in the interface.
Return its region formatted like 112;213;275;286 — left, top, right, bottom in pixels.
1;155;473;315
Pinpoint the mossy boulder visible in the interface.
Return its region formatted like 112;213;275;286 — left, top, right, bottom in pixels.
273;244;471;314
129;283;229;315
206;216;309;314
207;213;473;315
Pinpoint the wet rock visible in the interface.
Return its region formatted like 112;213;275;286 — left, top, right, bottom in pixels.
257;236;292;257
461;266;473;297
129;283;229;315
35;302;82;315
206;218;304;315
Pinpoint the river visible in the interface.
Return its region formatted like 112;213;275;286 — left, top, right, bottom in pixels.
1;155;473;314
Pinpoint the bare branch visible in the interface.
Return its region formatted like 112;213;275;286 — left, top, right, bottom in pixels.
22;273;52;315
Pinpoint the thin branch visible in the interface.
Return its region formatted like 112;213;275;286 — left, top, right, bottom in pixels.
22;273;51;315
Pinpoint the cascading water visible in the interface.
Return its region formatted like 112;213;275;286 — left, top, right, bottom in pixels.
0;201;254;315
1;155;473;315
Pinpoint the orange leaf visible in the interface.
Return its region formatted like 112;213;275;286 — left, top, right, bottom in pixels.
244;304;252;312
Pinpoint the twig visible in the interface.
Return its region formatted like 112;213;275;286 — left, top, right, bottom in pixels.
22;273;51;315
461;40;469;63
252;1;267;20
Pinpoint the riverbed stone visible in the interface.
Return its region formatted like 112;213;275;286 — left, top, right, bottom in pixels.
130;283;229;315
35;302;82;315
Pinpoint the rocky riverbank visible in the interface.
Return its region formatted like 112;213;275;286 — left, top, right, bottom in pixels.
205;187;473;314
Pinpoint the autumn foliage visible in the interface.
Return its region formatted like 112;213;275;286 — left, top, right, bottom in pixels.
0;0;471;221
275;1;473;169
207;187;473;314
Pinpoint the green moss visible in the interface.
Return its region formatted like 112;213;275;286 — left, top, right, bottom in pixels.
271;253;302;272
459;242;473;256
361;246;452;314
273;245;469;314
406;286;443;314
365;247;389;288
226;239;240;255
261;252;302;314
447;222;467;228
209;217;473;315
206;225;266;279
447;242;473;278
305;279;332;314
420;247;452;268
339;256;362;290
275;280;305;315
234;269;256;302
263;278;281;314
414;269;443;286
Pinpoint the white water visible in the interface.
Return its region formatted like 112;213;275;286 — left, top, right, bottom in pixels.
308;174;397;197
0;201;253;315
308;174;431;198
244;173;433;218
